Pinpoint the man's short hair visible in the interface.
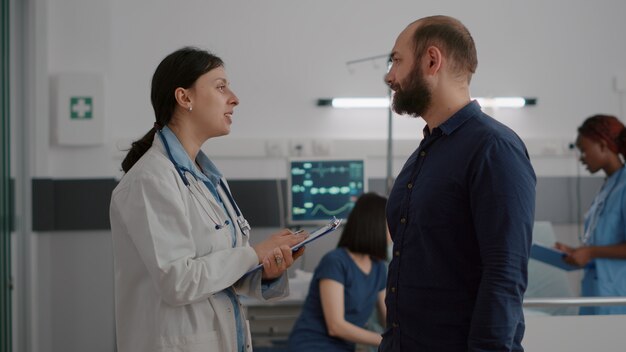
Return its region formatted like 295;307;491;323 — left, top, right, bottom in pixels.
411;16;478;82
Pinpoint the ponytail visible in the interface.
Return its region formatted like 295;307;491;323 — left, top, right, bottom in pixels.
121;128;158;173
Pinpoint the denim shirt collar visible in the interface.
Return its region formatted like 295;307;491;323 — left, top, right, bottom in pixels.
160;126;222;186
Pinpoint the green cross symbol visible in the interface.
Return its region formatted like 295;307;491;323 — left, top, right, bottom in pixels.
70;97;93;119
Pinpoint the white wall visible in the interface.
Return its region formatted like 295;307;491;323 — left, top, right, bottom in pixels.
37;0;626;179
35;231;115;352
14;1;626;351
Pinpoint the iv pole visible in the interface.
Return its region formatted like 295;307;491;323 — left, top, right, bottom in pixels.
386;86;394;195
345;54;395;195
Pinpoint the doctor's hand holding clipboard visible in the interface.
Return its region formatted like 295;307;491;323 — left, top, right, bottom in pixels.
247;218;343;275
253;229;309;279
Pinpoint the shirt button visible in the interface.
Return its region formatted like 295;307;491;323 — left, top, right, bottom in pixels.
400;217;406;224
394;251;400;257
392;322;399;328
407;183;413;189
390;287;396;293
420;151;427;156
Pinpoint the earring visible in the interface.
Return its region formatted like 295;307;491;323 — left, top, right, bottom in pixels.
188;106;193;112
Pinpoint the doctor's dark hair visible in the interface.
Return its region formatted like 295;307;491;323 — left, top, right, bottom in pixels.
121;47;224;173
337;192;388;261
578;114;626;158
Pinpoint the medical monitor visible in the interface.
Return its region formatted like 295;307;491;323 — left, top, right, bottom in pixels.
287;158;366;225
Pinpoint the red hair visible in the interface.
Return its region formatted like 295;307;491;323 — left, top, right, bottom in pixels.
578;114;626;157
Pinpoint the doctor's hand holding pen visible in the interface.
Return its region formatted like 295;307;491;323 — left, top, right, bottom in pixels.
254;229;308;279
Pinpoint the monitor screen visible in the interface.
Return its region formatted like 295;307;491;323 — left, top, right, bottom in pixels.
287;158;366;225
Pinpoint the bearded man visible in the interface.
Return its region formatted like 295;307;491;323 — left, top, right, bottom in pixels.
380;15;536;352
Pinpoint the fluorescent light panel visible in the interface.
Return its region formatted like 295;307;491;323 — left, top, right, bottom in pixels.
317;97;536;109
333;97;390;108
474;97;526;108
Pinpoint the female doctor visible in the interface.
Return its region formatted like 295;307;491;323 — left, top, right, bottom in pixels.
110;47;307;352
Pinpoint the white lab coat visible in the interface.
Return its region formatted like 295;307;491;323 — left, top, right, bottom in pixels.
110;137;289;352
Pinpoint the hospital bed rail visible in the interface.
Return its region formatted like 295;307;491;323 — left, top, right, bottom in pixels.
523;296;626;308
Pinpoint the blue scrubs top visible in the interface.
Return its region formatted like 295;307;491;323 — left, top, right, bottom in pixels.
581;165;626;315
288;248;387;351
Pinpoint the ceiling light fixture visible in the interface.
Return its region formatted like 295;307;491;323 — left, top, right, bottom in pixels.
317;97;537;109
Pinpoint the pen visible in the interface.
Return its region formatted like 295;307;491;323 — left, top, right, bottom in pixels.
290;229;304;235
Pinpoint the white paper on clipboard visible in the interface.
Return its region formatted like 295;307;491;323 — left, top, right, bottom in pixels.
245;217;343;274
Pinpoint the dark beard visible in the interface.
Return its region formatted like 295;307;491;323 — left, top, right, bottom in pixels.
391;66;431;117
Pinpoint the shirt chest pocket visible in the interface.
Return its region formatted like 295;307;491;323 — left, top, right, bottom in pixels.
412;176;467;227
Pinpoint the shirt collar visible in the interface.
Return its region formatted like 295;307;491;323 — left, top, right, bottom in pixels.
423;100;481;137
160;126;222;185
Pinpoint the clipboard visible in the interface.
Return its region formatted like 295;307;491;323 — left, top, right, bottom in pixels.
290;217;342;252
245;217;343;274
530;243;582;271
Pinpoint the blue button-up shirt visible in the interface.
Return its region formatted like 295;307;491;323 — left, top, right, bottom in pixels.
381;101;536;352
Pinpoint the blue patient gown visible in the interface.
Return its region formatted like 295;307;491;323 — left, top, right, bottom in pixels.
288;248;386;351
581;166;626;315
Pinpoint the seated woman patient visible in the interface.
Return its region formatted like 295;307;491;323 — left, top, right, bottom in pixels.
288;192;388;351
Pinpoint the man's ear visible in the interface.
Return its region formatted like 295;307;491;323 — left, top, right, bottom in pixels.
423;46;443;75
174;87;192;110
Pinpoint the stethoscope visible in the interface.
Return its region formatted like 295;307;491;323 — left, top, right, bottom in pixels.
156;129;251;236
580;165;625;245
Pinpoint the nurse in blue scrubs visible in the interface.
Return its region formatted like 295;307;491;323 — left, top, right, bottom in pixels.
556;114;626;314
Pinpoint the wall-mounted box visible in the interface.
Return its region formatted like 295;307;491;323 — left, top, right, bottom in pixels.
51;73;104;146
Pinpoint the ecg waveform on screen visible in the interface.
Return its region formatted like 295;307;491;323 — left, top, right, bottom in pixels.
290;160;365;223
306;165;361;179
292;162;363;179
309;202;354;217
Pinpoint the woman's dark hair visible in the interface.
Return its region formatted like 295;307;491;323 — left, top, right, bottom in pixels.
337;192;388;261
578;114;626;158
121;47;224;172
